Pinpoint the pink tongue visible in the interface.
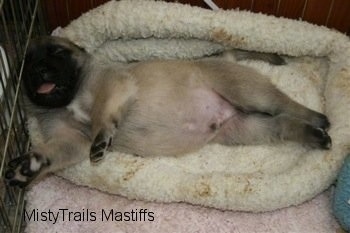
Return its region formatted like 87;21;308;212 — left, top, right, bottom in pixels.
37;83;56;94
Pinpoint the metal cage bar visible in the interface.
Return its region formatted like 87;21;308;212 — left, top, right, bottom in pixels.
0;0;46;232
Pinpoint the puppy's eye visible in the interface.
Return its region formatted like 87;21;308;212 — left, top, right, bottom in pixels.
48;45;68;56
53;48;66;55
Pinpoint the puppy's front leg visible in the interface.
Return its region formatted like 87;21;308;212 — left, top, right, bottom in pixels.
89;74;137;163
5;126;91;187
90;126;115;163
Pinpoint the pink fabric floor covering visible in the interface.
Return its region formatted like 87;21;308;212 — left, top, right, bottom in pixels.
25;176;341;233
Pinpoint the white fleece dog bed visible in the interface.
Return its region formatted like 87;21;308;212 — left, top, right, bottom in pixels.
31;0;350;212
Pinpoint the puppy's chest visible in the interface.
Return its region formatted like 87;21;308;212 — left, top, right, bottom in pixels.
66;93;93;124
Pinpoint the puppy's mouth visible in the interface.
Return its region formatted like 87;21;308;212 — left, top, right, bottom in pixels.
36;82;56;94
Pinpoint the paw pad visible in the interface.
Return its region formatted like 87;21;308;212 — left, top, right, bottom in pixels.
5;152;49;188
308;126;332;150
90;132;113;163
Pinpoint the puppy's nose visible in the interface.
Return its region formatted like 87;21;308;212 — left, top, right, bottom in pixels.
35;66;52;82
36;66;49;75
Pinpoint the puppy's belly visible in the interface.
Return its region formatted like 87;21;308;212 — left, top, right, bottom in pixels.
115;88;238;156
180;89;235;134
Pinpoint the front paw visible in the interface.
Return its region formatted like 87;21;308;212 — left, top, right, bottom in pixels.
305;125;332;150
5;152;50;188
90;132;113;163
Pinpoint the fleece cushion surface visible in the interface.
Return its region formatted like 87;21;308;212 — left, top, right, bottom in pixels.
31;0;350;212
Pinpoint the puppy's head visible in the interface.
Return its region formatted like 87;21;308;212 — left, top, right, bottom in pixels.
23;36;88;108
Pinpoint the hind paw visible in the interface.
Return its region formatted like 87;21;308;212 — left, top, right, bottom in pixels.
305;125;332;150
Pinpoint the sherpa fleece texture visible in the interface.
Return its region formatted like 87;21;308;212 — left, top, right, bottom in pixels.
28;0;350;212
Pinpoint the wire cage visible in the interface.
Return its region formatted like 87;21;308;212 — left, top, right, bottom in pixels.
0;0;46;232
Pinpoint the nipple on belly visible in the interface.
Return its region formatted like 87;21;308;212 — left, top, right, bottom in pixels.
184;122;197;131
184;120;224;133
209;122;222;131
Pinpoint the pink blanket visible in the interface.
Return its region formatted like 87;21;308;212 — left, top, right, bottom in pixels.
25;176;341;233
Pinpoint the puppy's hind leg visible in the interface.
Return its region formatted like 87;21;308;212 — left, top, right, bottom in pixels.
225;49;286;65
203;62;330;131
213;113;331;149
